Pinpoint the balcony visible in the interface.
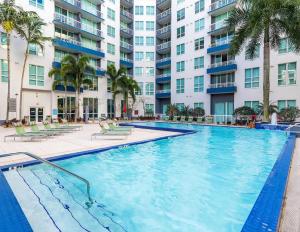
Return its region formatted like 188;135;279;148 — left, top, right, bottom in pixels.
120;0;133;8
156;57;171;69
156;0;171;11
156;89;171;98
209;0;237;15
207;38;232;54
120;9;133;23
53;13;103;41
120;41;133;53
156;74;171;84
157;8;171;25
207;60;237;74
156;41;171;54
156;25;171;39
120;26;133;38
53;37;104;58
209;19;228;35
207;82;237;94
120;58;133;68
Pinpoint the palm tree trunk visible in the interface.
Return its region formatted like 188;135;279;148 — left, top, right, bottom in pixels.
5;34;11;125
64;88;67;120
19;43;29;121
75;90;79;122
113;98;116;119
263;28;271;122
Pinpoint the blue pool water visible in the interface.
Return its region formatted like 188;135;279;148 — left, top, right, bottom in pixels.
5;123;287;232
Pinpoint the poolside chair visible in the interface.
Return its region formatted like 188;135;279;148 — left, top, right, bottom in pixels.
180;116;186;122
4;126;48;142
30;123;61;136
188;116;194;123
101;122;132;134
173;116;178;122
205;116;214;124
91;126;129;140
54;122;82;131
109;122;134;130
43;123;74;133
197;117;204;123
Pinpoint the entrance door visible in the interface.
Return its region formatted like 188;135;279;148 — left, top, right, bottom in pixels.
162;104;168;115
30;107;43;122
214;101;233;123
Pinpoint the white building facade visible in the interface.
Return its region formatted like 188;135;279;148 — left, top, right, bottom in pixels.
0;0;299;123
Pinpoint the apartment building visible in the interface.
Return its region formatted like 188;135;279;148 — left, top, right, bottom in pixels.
0;0;299;123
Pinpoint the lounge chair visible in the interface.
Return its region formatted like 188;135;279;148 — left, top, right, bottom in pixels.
205;116;214;124
4;126;48;142
109;122;134;131
91;127;129;140
30;124;61;136
188;116;194;123
101;122;132;134
54;122;81;131
43;123;73;133
180;116;186;122
197;117;204;123
173;116;178;122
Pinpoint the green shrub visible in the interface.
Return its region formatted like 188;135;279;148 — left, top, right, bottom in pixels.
279;107;300;122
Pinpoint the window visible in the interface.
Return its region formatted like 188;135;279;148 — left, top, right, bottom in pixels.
278;62;297;86
0;32;7;47
145;104;154;113
29;0;44;9
146;21;154;31
107;78;112;92
135;21;144;30
107;25;115;38
145;82;154;95
107;60;115;67
177;26;185;38
135;52;144;61
28;43;43;56
1;59;8;82
176;78;185;93
107;43;115;55
194;57;204;69
83;98;98;119
278;100;296;110
195;18;205;32
107;8;115;20
146;6;155;15
146;67;154;77
244;101;259;112
195;0;204;13
194;102;204;109
29;64;44;86
194;76;204;92
195;37;204;50
177;9;185;21
135;36;144;46
146;52;154;61
279;38;294;54
176;43;185;55
135;82;143;95
176;103;184;111
135;67;143;76
176;61;185;72
245;44;260;60
83;76;98;91
146;36;154;46
135;6;144;15
245;68;259;88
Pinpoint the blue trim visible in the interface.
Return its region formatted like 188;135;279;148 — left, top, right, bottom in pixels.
53;38;105;58
54;84;84;93
120;59;133;68
156;76;171;84
242;135;296;232
52;62;105;77
0;171;33;232
207;43;230;54
207;63;237;74
156;92;171;98
156;59;171;68
52;61;61;69
255;123;289;131
207;86;237;94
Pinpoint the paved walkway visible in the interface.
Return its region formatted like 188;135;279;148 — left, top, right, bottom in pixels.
0;123;179;166
280;138;300;232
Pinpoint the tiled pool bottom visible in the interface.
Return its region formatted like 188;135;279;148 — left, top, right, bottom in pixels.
3;125;289;232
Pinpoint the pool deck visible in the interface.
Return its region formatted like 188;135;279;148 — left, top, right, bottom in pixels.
0;123;180;166
280;138;300;232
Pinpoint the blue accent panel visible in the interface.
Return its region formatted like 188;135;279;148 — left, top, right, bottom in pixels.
207;64;237;74
52;61;61;69
52;62;105;77
156;76;171;84
207;44;230;54
53;38;105;58
120;59;133;68
54;85;83;93
241;135;296;232
0;171;33;232
207;86;237;94
156;59;171;68
156;92;171;98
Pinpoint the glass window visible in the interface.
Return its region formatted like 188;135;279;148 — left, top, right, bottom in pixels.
135;6;144;15
176;61;185;72
135;82;143;95
195;0;204;13
146;6;155;15
135;36;144;46
146;52;154;61
135;52;144;61
194;57;204;69
194;102;204;109
107;25;115;38
146;67;154;76
146;36;154;46
177;26;185;38
135;21;144;30
176;103;184;111
195;37;204;50
29;64;44;86
0;32;7;47
83;98;98;119
107;8;115;20
195;18;205;32
278;100;296;110
278;62;297;86
194;76;204;92
107;43;115;55
145;82;154;95
279;38;294;54
176;78;185;93
176;43;185;55
177;8;185;21
134;67;143;76
245;44;260;60
146;21;155;31
1;59;8;82
83;75;98;91
145;104;154;113
245;67;259;88
29;0;44;9
244;101;259;112
28;43;43;56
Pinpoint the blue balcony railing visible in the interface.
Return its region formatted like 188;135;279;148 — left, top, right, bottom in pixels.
156;74;171;84
120;58;133;68
207;82;237;94
207;60;237;74
156;57;171;68
156;89;171;98
209;0;237;13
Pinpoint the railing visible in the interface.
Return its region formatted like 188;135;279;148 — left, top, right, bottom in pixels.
54;13;81;28
61;0;103;18
55;37;103;53
157;8;171;20
156;73;171;78
209;0;237;12
156;41;171;51
62;0;81;8
157;0;170;6
156;25;171;36
209;60;236;68
81;23;102;37
210;37;232;48
120;9;133;19
208;82;235;88
121;0;133;5
120;41;133;50
210;19;228;31
156;89;170;94
156;57;171;63
120;26;133;35
120;57;133;63
0;152;92;203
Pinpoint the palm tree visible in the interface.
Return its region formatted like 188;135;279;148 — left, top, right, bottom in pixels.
106;64;126;117
16;11;50;120
166;104;178;117
0;0;21;124
257;102;278;116
61;55;94;120
227;0;300;122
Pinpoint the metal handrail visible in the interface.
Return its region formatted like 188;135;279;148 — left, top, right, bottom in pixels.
0;152;92;203
285;123;300;131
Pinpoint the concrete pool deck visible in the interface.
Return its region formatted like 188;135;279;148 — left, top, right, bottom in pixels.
0;123;180;166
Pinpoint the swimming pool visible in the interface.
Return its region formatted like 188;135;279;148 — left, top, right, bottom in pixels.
3;123;288;232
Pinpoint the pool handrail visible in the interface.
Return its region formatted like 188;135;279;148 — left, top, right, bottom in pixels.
0;152;92;203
